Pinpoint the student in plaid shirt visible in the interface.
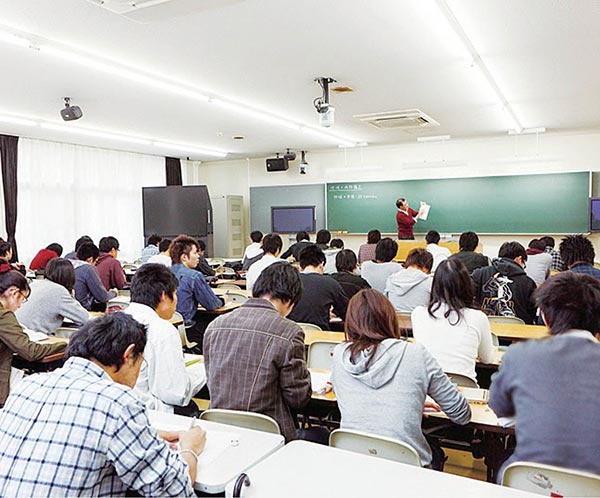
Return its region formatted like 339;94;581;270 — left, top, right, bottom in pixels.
540;236;565;272
0;313;206;497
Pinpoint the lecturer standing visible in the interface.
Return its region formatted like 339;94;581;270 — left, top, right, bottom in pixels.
396;198;421;240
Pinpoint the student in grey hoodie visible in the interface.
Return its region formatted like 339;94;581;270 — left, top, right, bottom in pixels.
16;258;88;334
72;243;117;311
331;289;471;468
385;248;433;313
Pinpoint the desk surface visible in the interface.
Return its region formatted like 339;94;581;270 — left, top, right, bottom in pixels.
224;440;535;498
147;410;284;494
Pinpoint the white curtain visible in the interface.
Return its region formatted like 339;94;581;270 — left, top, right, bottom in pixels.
17;138;165;264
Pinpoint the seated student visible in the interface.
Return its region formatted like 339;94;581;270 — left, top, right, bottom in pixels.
323;238;344;274
241;230;264;270
472;241;537;324
170;235;223;347
539;235;565;272
331;249;371;299
281;231;312;261
64;235;93;260
315;229;331;250
360;238;403;292
451;231;488;274
72;243;117;311
96;236;127;291
489;272;600;479
195;239;216;278
125;264;206;414
559;234;600;280
140;234;161;264
412;258;495;384
16;258;88;334
385;248;433;313
147;238;172;267
332;289;471;468
0;313;205;496
287;245;348;330
425;230;451;272
0;241;25;274
29;243;63;271
358;229;381;264
204;262;311;442
0;261;67;407
524;238;552;285
246;233;284;292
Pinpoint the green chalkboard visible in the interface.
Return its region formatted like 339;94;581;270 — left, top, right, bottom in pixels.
327;172;590;234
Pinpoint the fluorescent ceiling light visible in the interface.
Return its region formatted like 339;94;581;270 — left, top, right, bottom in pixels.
0;115;36;126
40;122;152;145
508;127;546;136
417;135;451;143
0;31;30;48
39;46;209;102
301;126;357;148
434;0;524;133
153;141;227;158
211;98;300;131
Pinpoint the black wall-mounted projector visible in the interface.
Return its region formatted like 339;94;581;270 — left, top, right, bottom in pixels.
60;97;83;121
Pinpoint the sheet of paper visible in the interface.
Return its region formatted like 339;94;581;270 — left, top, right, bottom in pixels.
23;328;49;343
310;371;331;393
418;202;431;221
10;367;25;390
458;387;488;402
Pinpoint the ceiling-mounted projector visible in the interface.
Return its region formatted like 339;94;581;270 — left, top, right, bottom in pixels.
314;77;336;128
60;97;83;121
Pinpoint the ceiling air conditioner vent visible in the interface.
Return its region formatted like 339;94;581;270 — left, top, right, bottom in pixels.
85;0;241;23
354;109;439;130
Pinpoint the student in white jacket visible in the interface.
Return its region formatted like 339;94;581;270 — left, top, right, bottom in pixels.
385;248;433;313
125;263;205;414
411;258;495;385
425;230;451;272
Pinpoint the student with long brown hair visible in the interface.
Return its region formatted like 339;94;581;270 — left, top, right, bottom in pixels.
331;289;470;468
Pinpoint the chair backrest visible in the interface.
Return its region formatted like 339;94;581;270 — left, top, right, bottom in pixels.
307;340;340;370
217;283;242;291
224;292;249;304
172;311;197;349
207;257;225;269
329;429;422;467
502;461;600;496
298;322;323;332
446;372;479;388
488;315;526;325
217;266;237;276
54;327;77;339
491;332;500;348
199;409;281;435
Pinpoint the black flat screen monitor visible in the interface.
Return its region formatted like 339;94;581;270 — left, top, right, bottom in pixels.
590;198;600;232
271;206;316;234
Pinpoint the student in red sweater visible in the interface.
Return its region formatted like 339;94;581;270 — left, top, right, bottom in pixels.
29;243;63;271
96;236;127;291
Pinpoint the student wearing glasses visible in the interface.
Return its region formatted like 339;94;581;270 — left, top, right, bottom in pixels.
0;260;67;407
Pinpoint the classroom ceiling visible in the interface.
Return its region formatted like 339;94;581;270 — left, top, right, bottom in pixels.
0;0;600;160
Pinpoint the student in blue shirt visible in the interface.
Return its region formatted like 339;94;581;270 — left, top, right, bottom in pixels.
169;235;223;352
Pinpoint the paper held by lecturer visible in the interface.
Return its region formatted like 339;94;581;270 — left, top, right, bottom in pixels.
417;201;431;221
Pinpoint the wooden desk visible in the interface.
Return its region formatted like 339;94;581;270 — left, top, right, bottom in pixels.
147;410;284;494
394;241;461;262
489;322;548;341
224;440;536;498
212;288;252;298
197;302;243;314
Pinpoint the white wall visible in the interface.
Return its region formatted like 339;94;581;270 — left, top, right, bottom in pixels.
193;130;600;259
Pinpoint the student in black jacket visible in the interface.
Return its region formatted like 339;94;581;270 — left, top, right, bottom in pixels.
472;241;537;324
281;231;312;261
287;245;348;330
331;249;370;299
